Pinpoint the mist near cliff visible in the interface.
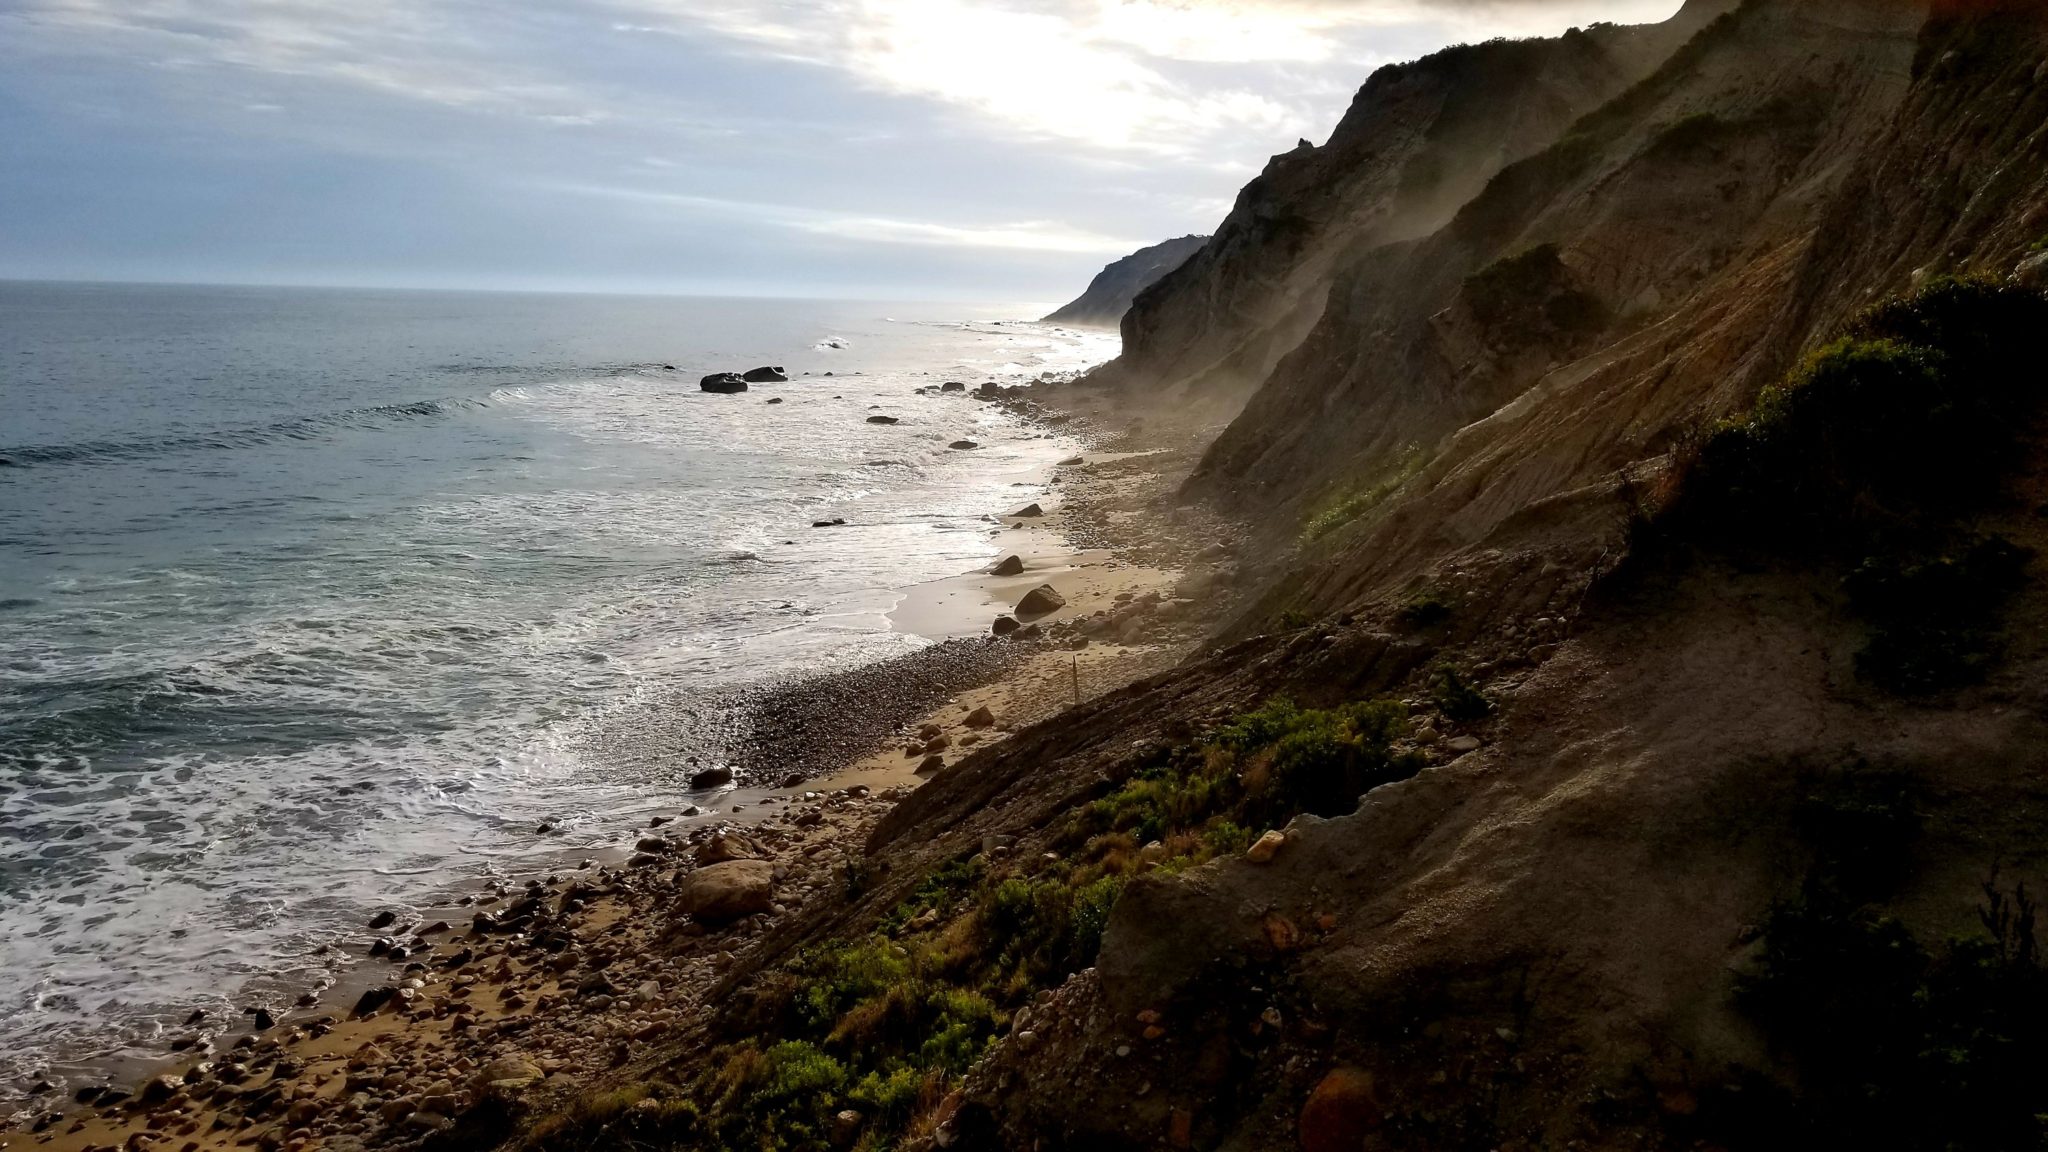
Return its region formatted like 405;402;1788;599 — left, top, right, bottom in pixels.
0;0;1681;297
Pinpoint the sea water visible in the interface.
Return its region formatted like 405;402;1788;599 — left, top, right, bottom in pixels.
0;281;1116;1090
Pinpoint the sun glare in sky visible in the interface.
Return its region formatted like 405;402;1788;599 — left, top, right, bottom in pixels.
0;0;1683;296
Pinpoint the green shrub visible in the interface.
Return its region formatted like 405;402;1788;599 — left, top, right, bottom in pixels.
1397;590;1453;628
1650;279;2047;695
1461;243;1608;344
1429;664;1493;723
1301;447;1428;543
1082;698;1421;847
1715;762;2048;1151
1677;279;2048;551
1845;535;2031;694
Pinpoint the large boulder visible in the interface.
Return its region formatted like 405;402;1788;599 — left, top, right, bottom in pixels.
679;860;774;922
940;381;967;392
700;373;747;393
688;765;734;790
1015;584;1066;616
991;555;1025;576
742;366;788;382
1009;503;1043;518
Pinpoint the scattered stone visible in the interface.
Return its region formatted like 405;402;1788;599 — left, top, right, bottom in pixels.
742;366;788;382
948;440;979;450
1057;455;1083;466
991;615;1020;637
1015;584;1066;616
865;415;899;424
1009;503;1043;518
812;518;848;528
940;381;966;392
990;554;1025;576
1299;1067;1383;1152
1446;736;1482;754
679;860;775;923
963;705;995;728
1245;830;1287;864
475;1057;543;1091
699;373;747;394
367;911;396;930
696;829;761;864
916;754;945;776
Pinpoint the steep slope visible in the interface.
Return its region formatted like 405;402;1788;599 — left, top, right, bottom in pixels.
1082;0;1737;415
1043;235;1207;328
1197;0;1930;586
500;5;2048;1151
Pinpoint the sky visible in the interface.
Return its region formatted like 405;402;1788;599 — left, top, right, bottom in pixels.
0;0;1684;301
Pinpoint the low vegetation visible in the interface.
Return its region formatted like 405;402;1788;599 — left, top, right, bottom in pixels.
1301;446;1429;543
524;698;1420;1152
1461;243;1607;345
1642;278;2048;693
1710;768;2048;1151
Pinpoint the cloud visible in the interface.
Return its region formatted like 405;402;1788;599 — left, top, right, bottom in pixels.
0;0;1688;294
555;182;1144;254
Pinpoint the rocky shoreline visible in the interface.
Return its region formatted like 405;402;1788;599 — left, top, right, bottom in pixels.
3;385;1240;1152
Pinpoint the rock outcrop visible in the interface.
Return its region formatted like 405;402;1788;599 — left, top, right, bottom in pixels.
1042;235;1208;328
1082;0;1736;418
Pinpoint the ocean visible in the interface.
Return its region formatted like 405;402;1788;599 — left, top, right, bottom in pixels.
0;281;1116;1088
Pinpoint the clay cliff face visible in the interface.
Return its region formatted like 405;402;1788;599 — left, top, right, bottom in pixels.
514;5;2048;1150
893;1;2048;1146
1042;235;1208;328
1086;0;1738;416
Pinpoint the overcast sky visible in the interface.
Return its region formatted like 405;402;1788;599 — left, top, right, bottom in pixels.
0;0;1683;301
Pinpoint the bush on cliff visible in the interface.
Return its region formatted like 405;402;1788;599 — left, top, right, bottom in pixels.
1645;277;2047;693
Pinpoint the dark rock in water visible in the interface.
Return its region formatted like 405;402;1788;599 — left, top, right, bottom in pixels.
812;518;847;528
368;910;397;930
866;415;899;424
1016;584;1066;616
662;364;676;371
252;1007;275;1030
700;373;748;393
765;397;784;404
991;554;1025;576
184;1008;206;1026
992;615;1020;636
1010;503;1043;518
649;815;672;827
688;765;735;790
1058;455;1084;466
74;1085;105;1106
949;440;979;450
743;365;789;382
940;381;966;392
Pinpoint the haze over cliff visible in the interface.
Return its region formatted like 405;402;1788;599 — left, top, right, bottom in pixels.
1042;235;1209;328
326;2;2048;1148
